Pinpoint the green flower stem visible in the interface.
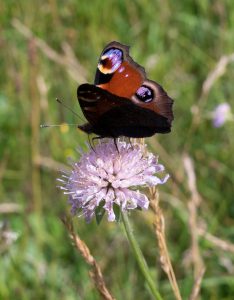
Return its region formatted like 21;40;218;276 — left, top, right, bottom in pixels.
121;211;163;300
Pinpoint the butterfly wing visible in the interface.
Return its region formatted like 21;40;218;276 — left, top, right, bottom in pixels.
77;83;173;138
132;79;174;123
94;41;146;99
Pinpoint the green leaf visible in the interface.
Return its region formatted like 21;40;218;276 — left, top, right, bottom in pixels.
95;201;105;225
113;203;121;222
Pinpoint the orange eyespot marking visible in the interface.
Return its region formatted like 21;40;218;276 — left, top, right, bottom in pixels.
98;48;123;74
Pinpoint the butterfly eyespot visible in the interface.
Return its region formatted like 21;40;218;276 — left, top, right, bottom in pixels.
98;48;123;74
135;85;154;103
101;58;109;67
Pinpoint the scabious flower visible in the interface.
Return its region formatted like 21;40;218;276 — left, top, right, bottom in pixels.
212;103;232;127
59;140;169;223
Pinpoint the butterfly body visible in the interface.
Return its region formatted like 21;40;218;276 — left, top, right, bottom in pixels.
77;41;173;138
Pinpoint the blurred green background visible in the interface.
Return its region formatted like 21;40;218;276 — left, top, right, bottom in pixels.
1;1;234;299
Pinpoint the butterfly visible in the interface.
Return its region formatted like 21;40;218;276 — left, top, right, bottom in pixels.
77;41;173;138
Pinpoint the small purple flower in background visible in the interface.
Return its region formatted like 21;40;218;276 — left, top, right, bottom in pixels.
212;103;232;128
59;140;169;223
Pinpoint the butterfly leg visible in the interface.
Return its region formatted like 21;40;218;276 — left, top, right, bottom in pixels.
91;136;105;152
88;134;96;152
90;136;120;154
113;138;119;154
128;138;134;150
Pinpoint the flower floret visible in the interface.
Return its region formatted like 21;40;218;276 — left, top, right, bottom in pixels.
59;140;169;222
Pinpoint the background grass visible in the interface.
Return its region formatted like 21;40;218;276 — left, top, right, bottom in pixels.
1;1;234;299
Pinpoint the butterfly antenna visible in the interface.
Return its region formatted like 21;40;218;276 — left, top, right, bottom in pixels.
56;98;85;122
40;123;78;128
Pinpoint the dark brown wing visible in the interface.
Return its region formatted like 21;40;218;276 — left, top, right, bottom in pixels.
77;83;173;138
78;83;125;125
132;79;174;123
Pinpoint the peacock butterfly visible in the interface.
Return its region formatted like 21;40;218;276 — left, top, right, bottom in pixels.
77;41;174;138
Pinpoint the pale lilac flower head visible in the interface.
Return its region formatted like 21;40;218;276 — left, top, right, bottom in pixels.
59;140;169;223
212;103;232;127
